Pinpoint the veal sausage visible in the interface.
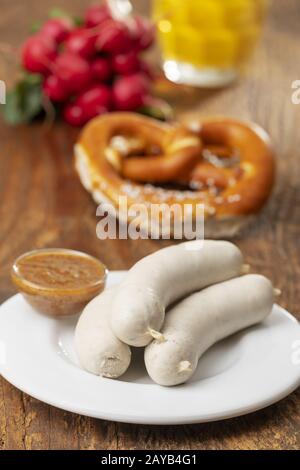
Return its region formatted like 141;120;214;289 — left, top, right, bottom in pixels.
75;288;131;378
144;274;274;386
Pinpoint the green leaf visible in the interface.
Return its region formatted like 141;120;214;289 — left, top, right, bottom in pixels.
73;16;84;27
138;100;173;122
31;21;42;33
49;8;68;19
48;8;76;26
23;73;43;85
3;74;43;125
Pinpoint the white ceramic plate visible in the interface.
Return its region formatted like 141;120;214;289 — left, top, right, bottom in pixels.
0;271;299;425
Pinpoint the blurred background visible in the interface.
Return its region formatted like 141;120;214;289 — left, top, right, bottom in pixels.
1;1;299;115
0;0;300;298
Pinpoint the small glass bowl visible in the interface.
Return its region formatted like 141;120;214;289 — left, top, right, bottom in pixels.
11;248;107;317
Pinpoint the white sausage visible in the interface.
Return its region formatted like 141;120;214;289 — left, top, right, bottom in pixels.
110;240;245;346
75;288;131;378
144;274;274;386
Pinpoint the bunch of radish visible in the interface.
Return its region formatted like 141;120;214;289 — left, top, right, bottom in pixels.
5;2;159;126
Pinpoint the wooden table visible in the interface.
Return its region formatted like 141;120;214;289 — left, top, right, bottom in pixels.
0;0;299;450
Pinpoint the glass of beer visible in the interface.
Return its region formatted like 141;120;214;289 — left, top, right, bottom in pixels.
152;0;269;87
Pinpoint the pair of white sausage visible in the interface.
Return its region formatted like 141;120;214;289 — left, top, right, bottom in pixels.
75;240;274;385
76;240;244;378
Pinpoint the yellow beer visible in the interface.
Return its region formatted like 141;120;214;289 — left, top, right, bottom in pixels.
153;0;268;86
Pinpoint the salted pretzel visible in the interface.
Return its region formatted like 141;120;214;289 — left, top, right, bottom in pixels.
75;112;275;238
96;119;202;183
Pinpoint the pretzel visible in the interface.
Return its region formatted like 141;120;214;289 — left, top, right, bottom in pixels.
75;113;275;238
103;122;202;183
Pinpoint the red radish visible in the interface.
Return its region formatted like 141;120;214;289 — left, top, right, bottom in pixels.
18;7;157;127
112;73;150;111
130;17;155;51
41;18;72;44
63;103;87;126
54;52;92;94
96;20;132;55
76;84;111;119
65;28;97;58
85;3;111;28
112;52;140;75
22;33;56;74
139;60;155;80
91;57;112;81
42;75;68;102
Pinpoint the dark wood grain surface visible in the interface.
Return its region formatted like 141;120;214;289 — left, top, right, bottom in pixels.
0;0;299;450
